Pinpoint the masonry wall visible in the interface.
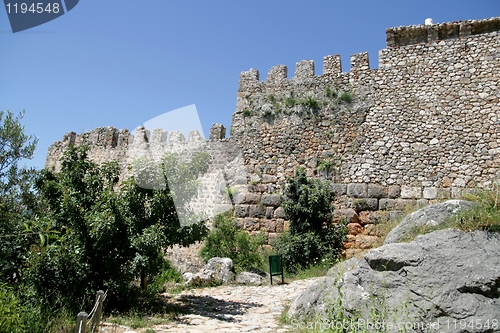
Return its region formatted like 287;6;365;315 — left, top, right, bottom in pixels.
46;17;500;255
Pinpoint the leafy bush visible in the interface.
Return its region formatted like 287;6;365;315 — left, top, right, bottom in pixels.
273;167;347;273
0;282;24;333
200;213;266;272
24;146;210;312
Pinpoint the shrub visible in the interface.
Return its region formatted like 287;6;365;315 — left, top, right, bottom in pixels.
285;97;296;107
0;282;24;333
200;213;266;272
326;87;338;99
340;92;353;103
243;109;251;116
273;167;347;273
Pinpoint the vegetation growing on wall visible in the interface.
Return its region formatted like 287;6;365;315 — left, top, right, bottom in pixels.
273;167;347;273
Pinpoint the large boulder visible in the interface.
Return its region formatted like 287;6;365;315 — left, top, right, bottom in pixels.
235;271;266;286
384;200;474;244
288;229;500;332
188;257;234;285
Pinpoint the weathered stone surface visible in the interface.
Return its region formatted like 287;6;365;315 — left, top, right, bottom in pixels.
235;271;267;286
275;219;285;232
189;257;234;286
265;207;274;219
234;204;248;218
387;185;401;198
289;229;500;331
330;183;347;196
400;186;422;199
248;205;265;218
384;200;474;244
347;183;367;198
351;198;378;212
261;194;281;207
378;198;395;210
347;223;363;236
367;184;387;198
261;219;276;232
261;174;277;183
423;187;438;199
244;217;260;231
273;207;286;219
333;208;359;224
355;234;378;249
243;193;261;204
358;211;386;225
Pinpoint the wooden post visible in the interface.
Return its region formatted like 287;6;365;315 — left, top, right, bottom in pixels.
91;290;104;333
76;312;87;333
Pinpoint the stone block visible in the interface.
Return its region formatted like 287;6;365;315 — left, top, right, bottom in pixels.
347;223;364;236
379;198;395;210
276;219;285;232
347;183;367;198
363;224;382;236
437;188;451;199
234;204;249;218
262;219;276;232
261;194;282;207
274;207;286;219
261;174;277;183
401;186;422;199
213;204;232;216
355;235;378;249
330;183;347;196
265;207;274;219
358;211;386;225
387;185;401;198
267;232;278;244
394;199;417;210
248;205;265;218
333;208;359;224
244;217;260;231
235;218;244;229
441;176;452;187
368;184;387;198
423;187;438;199
244;192;261;204
249;184;267;193
352;198;378;212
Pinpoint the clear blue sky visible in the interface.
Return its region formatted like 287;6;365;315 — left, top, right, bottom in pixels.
1;0;499;170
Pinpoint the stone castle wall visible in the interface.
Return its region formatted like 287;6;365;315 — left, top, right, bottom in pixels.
46;17;500;254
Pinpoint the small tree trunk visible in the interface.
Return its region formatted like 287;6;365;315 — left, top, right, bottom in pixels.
141;270;147;290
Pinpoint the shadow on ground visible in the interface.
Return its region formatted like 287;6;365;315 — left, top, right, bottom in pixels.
170;294;262;322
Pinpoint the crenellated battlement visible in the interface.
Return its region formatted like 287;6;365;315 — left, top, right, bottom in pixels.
238;52;371;92
386;16;500;48
45;124;228;172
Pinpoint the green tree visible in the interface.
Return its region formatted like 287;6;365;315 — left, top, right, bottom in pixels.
200;212;266;272
274;167;346;273
26;146;211;311
0;110;38;284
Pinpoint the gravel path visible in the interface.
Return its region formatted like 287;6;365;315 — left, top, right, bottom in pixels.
101;278;319;333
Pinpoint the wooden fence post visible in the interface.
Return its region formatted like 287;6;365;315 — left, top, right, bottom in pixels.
76;312;88;333
91;290;104;333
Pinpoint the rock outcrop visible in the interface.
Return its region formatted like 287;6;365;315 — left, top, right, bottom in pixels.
187;257;234;286
383;200;474;244
288;229;500;333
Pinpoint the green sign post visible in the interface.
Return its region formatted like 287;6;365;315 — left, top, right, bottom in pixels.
269;254;284;285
